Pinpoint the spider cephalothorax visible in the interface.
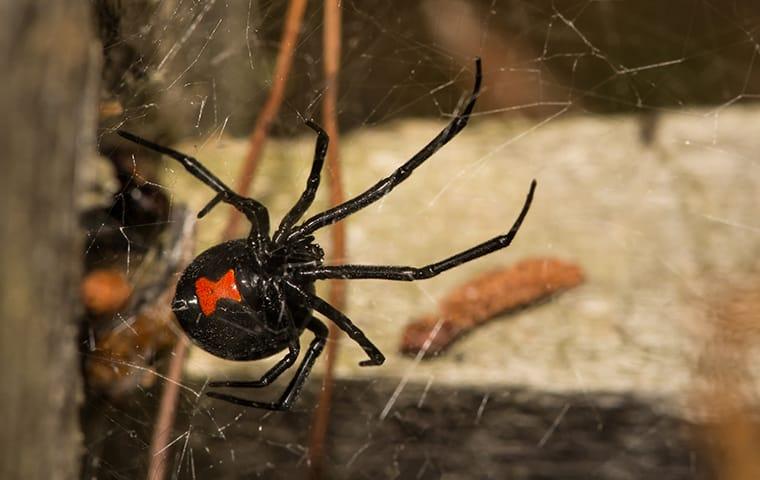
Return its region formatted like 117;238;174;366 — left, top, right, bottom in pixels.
117;59;536;410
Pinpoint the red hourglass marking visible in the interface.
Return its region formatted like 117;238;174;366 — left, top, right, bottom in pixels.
195;269;242;316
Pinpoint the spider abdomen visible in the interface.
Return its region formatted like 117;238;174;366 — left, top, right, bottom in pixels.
172;239;312;361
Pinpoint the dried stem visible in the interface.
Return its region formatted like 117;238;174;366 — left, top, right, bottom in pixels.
223;0;309;240
146;213;196;480
308;1;343;478
146;337;189;480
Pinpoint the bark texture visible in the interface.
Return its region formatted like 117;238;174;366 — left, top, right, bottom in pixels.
0;3;98;479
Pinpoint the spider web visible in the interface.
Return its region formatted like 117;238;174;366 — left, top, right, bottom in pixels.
83;1;760;478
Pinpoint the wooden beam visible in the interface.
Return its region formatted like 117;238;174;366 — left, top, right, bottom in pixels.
0;3;98;479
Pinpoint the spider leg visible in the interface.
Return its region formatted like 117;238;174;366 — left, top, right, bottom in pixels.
284;280;385;366
117;130;234;195
208;285;302;389
206;318;327;411
116;130;271;239
285;58;483;243
296;180;536;281
273;120;329;244
207;341;300;389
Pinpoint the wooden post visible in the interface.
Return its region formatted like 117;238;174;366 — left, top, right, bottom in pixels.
0;3;98;479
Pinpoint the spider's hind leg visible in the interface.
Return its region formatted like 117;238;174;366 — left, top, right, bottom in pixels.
206;318;327;411
208;341;300;389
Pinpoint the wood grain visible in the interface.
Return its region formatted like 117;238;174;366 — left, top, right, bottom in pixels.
0;3;98;479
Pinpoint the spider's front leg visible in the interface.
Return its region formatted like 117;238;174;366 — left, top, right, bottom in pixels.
116;129;271;242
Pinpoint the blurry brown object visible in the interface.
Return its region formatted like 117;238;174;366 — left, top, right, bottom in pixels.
401;258;584;357
86;290;178;396
83;209;195;398
98;99;124;119
81;269;132;315
420;0;564;116
693;285;760;480
696;400;760;480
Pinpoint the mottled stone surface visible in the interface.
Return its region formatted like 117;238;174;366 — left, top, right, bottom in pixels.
168;105;760;412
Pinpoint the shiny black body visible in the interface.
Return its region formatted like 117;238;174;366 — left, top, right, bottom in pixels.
117;59;537;411
172;240;315;361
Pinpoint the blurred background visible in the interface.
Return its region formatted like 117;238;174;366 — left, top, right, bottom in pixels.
5;1;760;479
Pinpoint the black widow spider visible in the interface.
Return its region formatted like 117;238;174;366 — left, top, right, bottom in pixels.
117;59;536;411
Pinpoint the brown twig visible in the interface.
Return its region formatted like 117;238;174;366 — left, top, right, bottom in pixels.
308;1;343;478
223;0;309;240
146;337;189;480
146;3;309;478
144;212;196;480
400;258;584;357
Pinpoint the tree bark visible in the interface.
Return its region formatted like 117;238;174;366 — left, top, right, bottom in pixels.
0;3;98;479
